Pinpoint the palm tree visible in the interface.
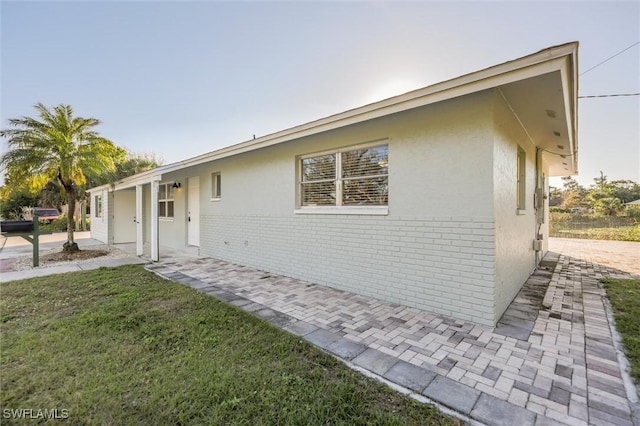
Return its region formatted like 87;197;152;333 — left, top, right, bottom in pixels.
1;103;118;252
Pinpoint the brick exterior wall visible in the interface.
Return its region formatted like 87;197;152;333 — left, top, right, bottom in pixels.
199;214;496;325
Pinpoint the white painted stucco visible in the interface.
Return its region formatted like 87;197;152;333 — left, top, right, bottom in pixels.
90;89;553;326
492;91;540;323
188;91;500;325
89;44;578;327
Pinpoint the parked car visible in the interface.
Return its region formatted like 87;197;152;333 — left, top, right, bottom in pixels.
32;208;61;222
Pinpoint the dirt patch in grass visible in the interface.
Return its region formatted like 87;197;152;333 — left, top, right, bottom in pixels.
12;244;134;271
39;249;109;262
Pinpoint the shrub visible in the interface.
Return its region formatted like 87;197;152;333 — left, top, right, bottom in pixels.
593;197;623;216
39;215;68;232
626;205;640;219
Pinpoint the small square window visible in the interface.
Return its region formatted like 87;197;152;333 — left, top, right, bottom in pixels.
211;172;221;199
158;183;175;218
94;195;102;218
517;146;526;211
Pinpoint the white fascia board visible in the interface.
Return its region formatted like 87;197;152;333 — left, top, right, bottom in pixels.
560;62;578;173
112;174;162;191
98;42;578;187
168;59;568;171
569;48;579;173
86;184;111;194
163;46;576;174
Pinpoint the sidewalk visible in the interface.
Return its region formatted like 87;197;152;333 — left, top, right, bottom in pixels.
0;232;148;282
147;239;640;426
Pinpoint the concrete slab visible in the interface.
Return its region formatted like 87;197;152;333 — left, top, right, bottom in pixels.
0;264;81;282
255;308;278;319
352;348;398;376
423;375;481;415
284;321;318;337
240;302;264;313
229;298;253;308
383;361;437;393
303;329;341;350
326;338;367;360
265;313;293;328
470;393;536;426
0;254;147;282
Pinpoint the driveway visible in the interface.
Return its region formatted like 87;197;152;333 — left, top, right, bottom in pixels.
549;238;640;276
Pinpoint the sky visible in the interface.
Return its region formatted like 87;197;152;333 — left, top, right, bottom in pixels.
1;1;638;189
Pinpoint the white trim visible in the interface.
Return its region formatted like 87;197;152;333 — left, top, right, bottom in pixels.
299;138;390;159
150;180;159;262
211;172;222;199
496;88;536;148
210;198;221;202
294;206;389;215
135;185;143;256
112;174;162;192
298;142;389;209
158;182;175;219
86;43;578;193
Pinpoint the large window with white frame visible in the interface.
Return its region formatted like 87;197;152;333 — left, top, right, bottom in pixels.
159;183;175;218
211;172;221;200
299;143;388;208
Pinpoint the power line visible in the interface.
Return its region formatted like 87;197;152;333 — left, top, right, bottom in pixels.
578;93;640;98
580;41;640;76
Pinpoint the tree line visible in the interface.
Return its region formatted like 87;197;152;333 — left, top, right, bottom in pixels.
550;174;640;216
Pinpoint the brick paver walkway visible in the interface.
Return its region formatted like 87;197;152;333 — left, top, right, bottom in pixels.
147;240;639;426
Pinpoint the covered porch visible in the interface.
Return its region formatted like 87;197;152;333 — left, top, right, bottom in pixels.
88;170;201;262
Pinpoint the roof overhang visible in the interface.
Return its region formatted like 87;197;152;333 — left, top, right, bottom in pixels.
496;49;578;176
89;42;578;191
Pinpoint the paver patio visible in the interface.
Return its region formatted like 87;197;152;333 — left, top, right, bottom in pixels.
146;239;639;426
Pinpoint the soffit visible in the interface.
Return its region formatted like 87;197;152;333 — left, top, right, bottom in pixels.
499;65;577;176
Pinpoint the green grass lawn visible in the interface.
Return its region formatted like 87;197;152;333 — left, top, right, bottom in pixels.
1;265;459;425
602;278;640;382
552;226;640;242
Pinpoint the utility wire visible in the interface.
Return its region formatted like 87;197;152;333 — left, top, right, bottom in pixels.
580;41;639;76
578;93;640;98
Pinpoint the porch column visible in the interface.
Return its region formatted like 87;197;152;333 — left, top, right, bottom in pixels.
135;184;143;256
150;180;159;262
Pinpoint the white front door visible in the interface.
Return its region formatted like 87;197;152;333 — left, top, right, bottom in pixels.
114;189;136;243
187;177;200;246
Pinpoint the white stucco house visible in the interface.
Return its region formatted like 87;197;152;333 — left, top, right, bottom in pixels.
88;42;578;326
